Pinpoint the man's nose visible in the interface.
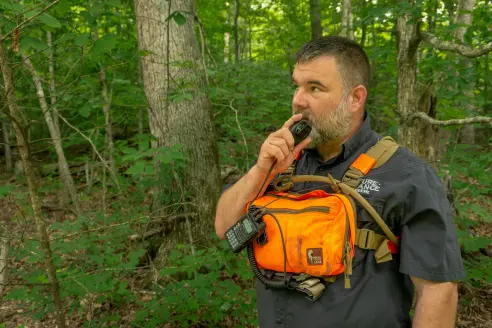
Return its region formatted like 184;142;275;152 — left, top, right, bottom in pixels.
292;88;308;111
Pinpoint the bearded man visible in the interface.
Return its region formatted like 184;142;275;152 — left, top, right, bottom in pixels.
214;36;465;328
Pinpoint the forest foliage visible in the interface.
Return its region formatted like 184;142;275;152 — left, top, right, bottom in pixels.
0;0;491;327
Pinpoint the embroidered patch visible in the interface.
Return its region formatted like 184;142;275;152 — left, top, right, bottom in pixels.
355;178;381;195
307;248;323;265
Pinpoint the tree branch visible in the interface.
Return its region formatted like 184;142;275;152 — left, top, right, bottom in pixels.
0;0;61;43
420;31;492;58
408;112;492;126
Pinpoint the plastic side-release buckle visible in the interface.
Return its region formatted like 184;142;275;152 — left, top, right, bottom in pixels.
294;277;325;302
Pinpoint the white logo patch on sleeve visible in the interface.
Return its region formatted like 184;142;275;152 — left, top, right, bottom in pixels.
355;179;381;195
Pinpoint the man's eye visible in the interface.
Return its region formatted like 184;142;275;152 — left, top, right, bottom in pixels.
310;86;320;92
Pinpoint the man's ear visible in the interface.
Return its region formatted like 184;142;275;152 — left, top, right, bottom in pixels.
350;85;367;113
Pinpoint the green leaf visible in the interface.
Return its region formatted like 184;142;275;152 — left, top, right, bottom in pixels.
0;0;24;11
54;1;71;15
20;36;47;51
461;236;491;252
93;34;117;54
38;13;61;28
74;34;91;47
79;103;92;118
0;184;13;198
101;314;121;322
125;162;146;175
107;0;121;7
173;11;187;26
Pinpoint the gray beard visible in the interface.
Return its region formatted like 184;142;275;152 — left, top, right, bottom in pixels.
307;97;352;147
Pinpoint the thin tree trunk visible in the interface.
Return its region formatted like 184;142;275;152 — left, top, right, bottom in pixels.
134;0;221;251
94;30;116;176
341;0;353;39
453;0;477;145
396;0;421;154
309;0;322;40
2;121;12;171
99;65;116;175
234;0;240;63
224;32;230;63
22;56;81;215
0;222;7;298
46;31;60;136
360;0;367;48
0;38;67;328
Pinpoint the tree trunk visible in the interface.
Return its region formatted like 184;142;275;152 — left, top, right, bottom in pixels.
99;65;116;176
396;0;421;154
234;0;240;63
224;32;230;63
453;0;477;145
309;0;322;40
46;31;60;136
22;56;81;215
134;0;221;252
2;121;12;171
341;0;354;39
0;221;7;298
94;29;116;176
360;0;367;48
0;38;67;328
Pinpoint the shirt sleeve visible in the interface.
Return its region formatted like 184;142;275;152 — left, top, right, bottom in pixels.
399;164;466;282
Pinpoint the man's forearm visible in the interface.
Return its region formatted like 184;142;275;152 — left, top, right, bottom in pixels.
412;280;458;328
214;165;275;239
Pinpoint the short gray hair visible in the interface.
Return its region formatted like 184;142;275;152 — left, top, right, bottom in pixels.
295;36;371;94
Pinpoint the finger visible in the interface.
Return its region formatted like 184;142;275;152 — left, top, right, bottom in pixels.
268;147;285;162
270;128;295;151
293;136;312;155
269;138;290;159
282;113;303;129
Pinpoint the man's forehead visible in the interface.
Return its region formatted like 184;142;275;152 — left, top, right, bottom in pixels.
292;56;339;84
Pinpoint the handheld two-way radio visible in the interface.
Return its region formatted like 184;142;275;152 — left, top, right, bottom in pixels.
225;119;312;253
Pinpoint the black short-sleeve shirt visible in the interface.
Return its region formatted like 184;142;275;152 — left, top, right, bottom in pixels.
250;114;466;328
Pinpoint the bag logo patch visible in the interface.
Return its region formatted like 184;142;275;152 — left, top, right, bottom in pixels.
307;248;323;265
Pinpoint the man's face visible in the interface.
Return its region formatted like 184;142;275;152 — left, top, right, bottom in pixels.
292;56;353;146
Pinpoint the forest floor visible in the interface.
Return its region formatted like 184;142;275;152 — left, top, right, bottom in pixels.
0;167;491;328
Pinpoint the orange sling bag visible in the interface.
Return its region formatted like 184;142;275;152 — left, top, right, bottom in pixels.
251;190;356;285
247;137;401;296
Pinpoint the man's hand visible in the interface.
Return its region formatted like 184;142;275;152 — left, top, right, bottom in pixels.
214;114;312;239
411;276;459;328
256;113;312;176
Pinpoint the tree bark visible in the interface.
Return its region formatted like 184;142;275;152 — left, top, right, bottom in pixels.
0;220;7;298
22;55;81;215
2;121;12;171
46;31;60;137
309;0;322;40
93;29;116;177
234;0;240;63
0;38;66;328
453;0;477;145
224;32;230;63
396;0;421;154
134;0;221;250
341;0;354;39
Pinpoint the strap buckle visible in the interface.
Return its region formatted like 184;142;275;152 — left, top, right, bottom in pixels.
356;229;375;250
294;277;325;301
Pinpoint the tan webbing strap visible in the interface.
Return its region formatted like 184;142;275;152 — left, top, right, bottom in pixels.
355;229;393;263
343;136;399;188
